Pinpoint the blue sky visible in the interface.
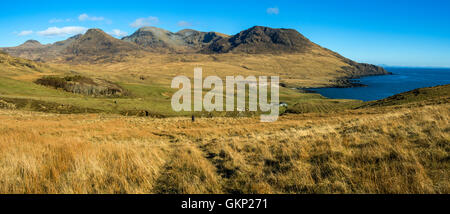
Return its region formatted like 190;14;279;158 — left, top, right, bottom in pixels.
0;0;449;67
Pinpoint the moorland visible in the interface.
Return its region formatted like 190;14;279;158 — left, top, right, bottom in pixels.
0;26;447;193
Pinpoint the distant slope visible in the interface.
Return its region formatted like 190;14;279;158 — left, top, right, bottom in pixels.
0;40;48;61
1;29;139;62
1;27;228;59
323;47;392;79
0;35;82;61
0;50;47;74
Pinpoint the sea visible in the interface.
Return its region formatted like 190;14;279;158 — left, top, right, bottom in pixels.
312;67;450;101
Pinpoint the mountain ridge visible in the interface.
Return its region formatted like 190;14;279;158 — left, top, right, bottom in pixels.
202;26;314;54
64;28;139;61
0;26;389;80
122;26;228;53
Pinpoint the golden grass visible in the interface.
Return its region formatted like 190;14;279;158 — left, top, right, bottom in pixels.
0;102;448;194
41;52;349;88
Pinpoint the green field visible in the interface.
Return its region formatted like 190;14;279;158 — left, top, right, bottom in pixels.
0;73;363;117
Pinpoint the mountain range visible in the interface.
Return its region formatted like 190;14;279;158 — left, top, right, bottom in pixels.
2;27;230;60
0;26;389;79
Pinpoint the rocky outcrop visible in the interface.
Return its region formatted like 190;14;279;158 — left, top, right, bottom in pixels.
35;75;127;97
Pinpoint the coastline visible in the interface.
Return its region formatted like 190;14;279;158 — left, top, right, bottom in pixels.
301;67;450;101
293;68;394;99
296;70;393;94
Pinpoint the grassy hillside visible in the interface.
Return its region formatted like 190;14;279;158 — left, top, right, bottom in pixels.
2;50;366;116
0;98;447;193
360;84;450;108
1;51;447;117
50;52;353;88
0;73;349;116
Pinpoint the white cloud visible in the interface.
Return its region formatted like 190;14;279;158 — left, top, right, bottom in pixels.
49;19;64;23
78;13;105;21
49;18;73;23
78;14;89;21
177;21;192;27
37;26;87;37
110;29;128;37
267;7;280;15
18;30;33;36
130;16;159;28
